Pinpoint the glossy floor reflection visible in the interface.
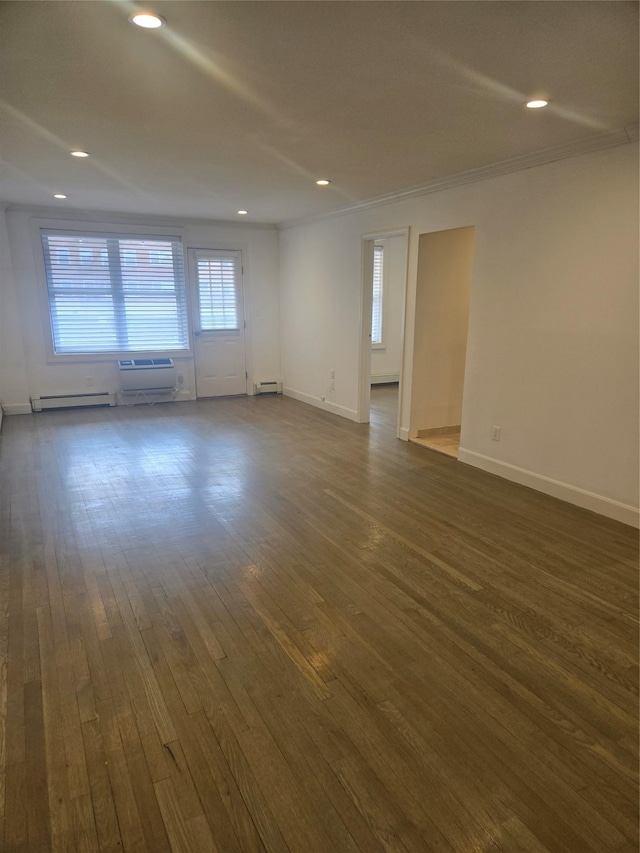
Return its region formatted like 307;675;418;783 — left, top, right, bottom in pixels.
1;395;638;852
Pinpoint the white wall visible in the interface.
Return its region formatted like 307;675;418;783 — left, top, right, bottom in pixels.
1;206;280;410
411;226;474;434
279;221;363;419
279;143;639;525
371;234;405;384
0;206;30;414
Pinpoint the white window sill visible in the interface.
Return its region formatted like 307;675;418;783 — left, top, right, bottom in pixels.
46;349;192;365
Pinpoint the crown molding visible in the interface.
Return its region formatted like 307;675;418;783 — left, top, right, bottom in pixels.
1;203;278;231
279;126;638;230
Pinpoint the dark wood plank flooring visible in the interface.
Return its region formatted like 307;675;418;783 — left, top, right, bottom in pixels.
1;390;637;851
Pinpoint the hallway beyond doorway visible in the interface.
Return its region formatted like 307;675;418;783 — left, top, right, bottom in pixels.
369;383;399;435
369;383;460;458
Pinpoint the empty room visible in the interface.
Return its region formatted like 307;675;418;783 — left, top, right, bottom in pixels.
0;2;638;851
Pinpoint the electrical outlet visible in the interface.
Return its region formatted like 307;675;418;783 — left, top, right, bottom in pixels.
86;376;93;387
178;374;184;387
492;425;501;441
321;395;326;402
330;369;335;380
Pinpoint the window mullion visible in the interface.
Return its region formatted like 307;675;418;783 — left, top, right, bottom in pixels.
107;238;127;349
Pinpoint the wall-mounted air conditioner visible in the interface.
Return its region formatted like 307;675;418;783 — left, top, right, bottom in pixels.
118;359;176;392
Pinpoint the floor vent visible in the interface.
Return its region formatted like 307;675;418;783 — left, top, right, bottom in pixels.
31;392;116;412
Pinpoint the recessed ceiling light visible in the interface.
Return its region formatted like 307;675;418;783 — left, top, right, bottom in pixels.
70;150;90;158
316;179;331;186
237;210;248;215
53;194;67;199
129;12;165;28
526;99;549;109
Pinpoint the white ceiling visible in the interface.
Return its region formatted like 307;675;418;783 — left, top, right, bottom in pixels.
1;1;637;225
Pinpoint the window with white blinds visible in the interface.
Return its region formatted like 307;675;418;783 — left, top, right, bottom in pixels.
41;231;189;355
371;244;384;345
196;252;241;331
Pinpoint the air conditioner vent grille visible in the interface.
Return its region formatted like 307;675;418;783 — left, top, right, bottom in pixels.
118;359;176;392
118;358;173;367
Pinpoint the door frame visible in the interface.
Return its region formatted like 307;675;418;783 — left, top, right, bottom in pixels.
357;227;410;437
187;246;250;398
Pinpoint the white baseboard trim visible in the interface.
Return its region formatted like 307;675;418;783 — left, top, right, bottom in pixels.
2;403;33;416
399;426;410;441
371;373;399;385
283;387;358;422
458;448;639;528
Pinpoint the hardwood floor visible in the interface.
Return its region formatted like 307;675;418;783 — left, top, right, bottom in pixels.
369;384;399;435
1;394;637;852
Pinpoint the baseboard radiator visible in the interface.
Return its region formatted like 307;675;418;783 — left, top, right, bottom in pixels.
31;392;116;412
371;373;400;385
254;381;283;395
118;359;176;394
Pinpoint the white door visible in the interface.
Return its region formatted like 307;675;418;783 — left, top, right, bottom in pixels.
190;249;247;397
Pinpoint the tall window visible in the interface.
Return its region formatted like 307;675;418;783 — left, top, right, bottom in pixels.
371;243;384;345
41;231;189;355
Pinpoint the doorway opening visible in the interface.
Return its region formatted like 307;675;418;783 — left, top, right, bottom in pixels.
357;228;409;437
408;226;475;459
369;383;401;437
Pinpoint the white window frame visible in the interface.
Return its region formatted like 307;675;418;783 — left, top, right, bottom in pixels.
193;250;242;333
371;242;385;349
33;218;192;363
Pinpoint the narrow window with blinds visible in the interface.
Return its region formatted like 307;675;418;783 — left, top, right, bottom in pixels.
371;243;384;345
41;231;189;355
196;252;240;331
